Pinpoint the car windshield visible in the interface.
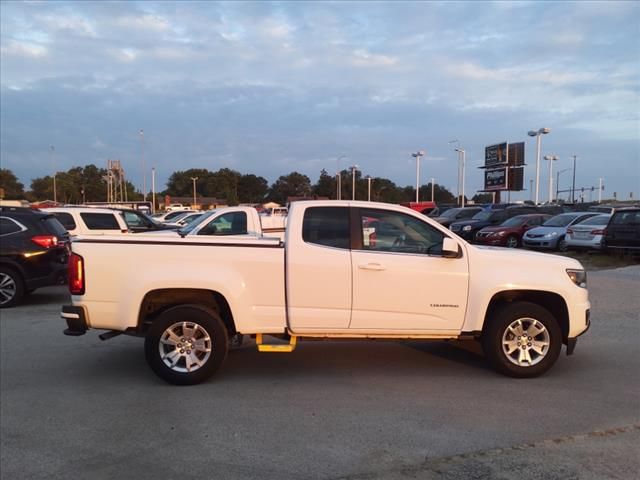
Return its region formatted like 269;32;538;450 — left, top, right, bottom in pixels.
575;215;609;226
500;216;527;227
542;214;578;227
439;208;463;219
178;210;216;235
472;211;492;221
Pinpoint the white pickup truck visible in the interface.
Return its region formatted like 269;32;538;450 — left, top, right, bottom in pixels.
62;201;591;385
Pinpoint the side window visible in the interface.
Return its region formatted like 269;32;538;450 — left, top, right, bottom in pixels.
52;212;76;230
0;217;25;236
198;212;247;236
302;207;350;249
80;213;120;230
359;208;445;255
122;211;143;228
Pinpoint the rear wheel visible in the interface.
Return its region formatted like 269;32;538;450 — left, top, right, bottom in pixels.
0;267;24;308
482;302;562;378
505;235;519;248
144;304;229;385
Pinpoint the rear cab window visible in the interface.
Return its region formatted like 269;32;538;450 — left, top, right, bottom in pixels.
302;207;350;249
51;212;76;231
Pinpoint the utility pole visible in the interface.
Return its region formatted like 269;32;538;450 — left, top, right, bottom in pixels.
50;145;57;203
139;129;146;201
366;176;372;201
571;155;577;203
190;177;198;208
152;168;156;213
598;178;603;203
430;177;435;202
350;165;358;200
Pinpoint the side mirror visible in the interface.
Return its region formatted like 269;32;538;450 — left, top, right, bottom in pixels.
442;237;461;258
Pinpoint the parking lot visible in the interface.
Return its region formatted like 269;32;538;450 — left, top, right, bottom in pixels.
1;266;639;480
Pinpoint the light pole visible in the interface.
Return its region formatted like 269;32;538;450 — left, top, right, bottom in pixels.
151;167;156;213
598;178;604;203
366;176;372;201
411;150;425;202
430;177;435;202
350;165;359;200
528;127;551;205
454;148;466;207
448;140;460;202
190;177;198;208
49;145;57;203
544;154;558;203
336;155;346;200
571;154;577;203
139;129;146;201
556;167;571;201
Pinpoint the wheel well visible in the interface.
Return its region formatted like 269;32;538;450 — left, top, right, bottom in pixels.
483;290;569;343
0;262;25;286
138;289;236;337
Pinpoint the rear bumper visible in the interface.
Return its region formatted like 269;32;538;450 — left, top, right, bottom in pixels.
62;305;88;336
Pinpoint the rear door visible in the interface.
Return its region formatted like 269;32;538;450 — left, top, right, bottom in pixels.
286;206;352;330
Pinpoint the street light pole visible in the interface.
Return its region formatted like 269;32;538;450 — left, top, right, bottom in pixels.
430;177;435;202
336;155;346;200
556;168;570;201
49;145;57;203
571;155;577;203
139;129;146;201
152;167;156;213
350;165;359;200
366;176;372;201
454;148;466;207
544;155;558;203
411;150;425;203
598;178;603;203
528;128;551;205
448;140;460;203
190;177;198;208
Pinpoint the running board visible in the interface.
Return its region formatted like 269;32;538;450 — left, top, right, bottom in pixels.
256;334;297;352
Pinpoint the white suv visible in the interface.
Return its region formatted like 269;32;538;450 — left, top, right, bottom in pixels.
46;207;129;236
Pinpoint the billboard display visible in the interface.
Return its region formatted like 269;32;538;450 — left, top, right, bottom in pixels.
485;142;508;167
484;168;507;190
508;142;525;167
508;167;524;191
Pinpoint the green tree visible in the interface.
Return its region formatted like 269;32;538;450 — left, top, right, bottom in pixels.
472;193;493;204
0;169;25;199
207;168;241;205
165;169;213;197
237;174;269;203
313;169;335;198
268;172;312;204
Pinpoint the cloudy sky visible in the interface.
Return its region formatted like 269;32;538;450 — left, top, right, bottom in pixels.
1;0;639;201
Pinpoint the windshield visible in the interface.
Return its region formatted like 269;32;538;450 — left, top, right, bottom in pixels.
543;214;578;227
575;215;609;226
439;208;463;219
178;210;217;235
472;211;492;221
500;216;527;227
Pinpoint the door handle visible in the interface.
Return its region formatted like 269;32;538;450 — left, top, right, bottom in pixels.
358;263;386;271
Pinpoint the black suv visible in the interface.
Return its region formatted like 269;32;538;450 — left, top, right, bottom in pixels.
604;207;640;252
0;207;69;307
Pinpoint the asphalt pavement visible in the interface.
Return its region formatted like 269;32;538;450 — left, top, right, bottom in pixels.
1;266;639;479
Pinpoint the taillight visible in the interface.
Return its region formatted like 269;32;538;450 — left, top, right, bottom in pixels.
31;235;58;248
591;228;606;235
69;253;85;295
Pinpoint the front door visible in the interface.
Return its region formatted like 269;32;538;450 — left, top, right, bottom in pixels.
350;208;469;333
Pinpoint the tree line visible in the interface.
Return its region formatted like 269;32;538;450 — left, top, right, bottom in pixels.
0;165;490;205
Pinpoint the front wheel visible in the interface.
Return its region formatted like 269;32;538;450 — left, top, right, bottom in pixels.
482;302;562;378
557;236;568;252
144;304;229;385
505;235;519;248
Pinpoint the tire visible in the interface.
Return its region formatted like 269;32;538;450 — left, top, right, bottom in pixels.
0;267;24;308
481;302;562;378
505;235;519;248
144;304;229;385
557;236;568;252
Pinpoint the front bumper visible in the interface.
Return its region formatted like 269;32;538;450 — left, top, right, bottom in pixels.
62;305;88;336
566;308;591;355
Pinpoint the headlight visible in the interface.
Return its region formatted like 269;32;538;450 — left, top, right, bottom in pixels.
463;225;472;232
497;231;506;236
566;269;587;288
546;231;558;238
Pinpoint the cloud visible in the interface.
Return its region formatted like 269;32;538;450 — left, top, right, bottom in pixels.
1;39;48;58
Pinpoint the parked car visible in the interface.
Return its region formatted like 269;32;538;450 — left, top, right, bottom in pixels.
154;209;197;223
166;212;204;228
117;208;178;233
433;207;483;228
475;214;551;248
0;207;69;307
565;214;611;251
450;206;537;242
47;207;129;236
523;212;600;251
604;207;640;252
